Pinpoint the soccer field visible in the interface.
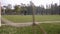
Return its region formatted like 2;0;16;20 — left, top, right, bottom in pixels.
1;15;60;34
2;15;60;23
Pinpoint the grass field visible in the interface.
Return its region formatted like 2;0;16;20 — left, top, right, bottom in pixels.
2;15;60;23
0;23;60;34
1;15;60;34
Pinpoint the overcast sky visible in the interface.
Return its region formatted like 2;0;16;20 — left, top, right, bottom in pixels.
1;0;59;8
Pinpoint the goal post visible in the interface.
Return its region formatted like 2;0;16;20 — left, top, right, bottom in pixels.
0;2;1;27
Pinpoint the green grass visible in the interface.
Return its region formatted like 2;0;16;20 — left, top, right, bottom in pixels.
2;15;60;23
1;15;60;34
40;23;60;34
0;24;42;34
0;23;60;34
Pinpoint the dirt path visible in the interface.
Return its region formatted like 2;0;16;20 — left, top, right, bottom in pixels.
1;18;60;27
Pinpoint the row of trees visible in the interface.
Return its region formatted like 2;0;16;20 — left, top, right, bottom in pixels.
1;1;60;15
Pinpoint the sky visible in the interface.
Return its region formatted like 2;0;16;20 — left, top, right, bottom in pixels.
1;0;60;8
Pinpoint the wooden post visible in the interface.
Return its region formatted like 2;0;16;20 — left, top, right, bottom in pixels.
30;1;36;34
32;5;36;25
30;1;36;25
32;7;36;33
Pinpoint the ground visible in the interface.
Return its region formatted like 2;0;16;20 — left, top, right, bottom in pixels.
1;15;60;34
0;23;60;34
2;15;60;23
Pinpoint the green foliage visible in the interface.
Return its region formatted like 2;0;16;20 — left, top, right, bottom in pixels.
1;3;60;15
14;5;22;14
